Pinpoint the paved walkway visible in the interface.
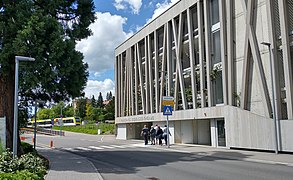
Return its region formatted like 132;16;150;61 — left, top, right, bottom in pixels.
38;141;293;180
38;148;103;180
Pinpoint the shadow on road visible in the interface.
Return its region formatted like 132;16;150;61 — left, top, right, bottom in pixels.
65;149;252;175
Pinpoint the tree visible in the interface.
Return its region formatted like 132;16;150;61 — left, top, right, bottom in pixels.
106;92;109;101
106;91;113;101
76;98;87;119
63;105;74;117
109;91;113;100
91;95;96;108
37;108;54;119
105;96;115;120
97;92;104;108
0;1;95;154
105;96;115;115
85;103;93;120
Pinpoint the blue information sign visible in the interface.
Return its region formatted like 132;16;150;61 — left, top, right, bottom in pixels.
163;106;173;116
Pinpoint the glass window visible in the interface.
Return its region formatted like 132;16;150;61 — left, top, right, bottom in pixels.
212;31;221;65
191;6;198;31
215;71;223;104
211;0;219;25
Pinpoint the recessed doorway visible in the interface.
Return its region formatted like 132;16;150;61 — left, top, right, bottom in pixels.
216;119;226;147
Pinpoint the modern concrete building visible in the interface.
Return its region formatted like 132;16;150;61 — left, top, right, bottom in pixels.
115;0;293;152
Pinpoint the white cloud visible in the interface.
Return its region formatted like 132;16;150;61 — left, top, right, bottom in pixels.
114;0;142;14
76;12;132;99
147;0;179;23
76;12;133;73
94;72;102;78
84;79;115;99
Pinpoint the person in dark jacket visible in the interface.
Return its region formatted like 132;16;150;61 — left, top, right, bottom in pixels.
156;126;164;145
141;125;149;145
150;126;156;145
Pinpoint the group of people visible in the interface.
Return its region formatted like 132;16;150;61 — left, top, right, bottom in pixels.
141;124;171;145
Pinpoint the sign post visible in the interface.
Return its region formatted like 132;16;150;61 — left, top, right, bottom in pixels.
163;96;174;148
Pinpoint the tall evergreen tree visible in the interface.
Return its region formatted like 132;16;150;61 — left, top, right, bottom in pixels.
97;92;104;108
0;0;95;154
91;95;96;108
105;96;115;119
106;92;109;101
109;91;113;100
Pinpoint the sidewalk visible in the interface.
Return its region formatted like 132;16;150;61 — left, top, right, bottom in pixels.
38;148;103;180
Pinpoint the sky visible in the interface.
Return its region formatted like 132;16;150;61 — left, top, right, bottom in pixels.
76;0;180;99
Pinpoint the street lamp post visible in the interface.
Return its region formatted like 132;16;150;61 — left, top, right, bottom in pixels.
261;42;279;154
13;56;35;157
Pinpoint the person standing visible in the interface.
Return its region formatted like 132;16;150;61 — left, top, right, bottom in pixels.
163;125;171;145
154;124;159;144
141;125;149;145
156;126;164;145
150;126;156;145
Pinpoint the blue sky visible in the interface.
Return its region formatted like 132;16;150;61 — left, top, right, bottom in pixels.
76;0;179;99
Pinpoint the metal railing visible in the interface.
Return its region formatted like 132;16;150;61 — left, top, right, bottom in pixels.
21;127;65;136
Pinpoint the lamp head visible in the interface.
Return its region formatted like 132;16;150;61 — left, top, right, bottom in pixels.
15;56;35;61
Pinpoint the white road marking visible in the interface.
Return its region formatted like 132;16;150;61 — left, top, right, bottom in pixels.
88;146;104;150
75;147;91;151
100;145;115;149
109;145;127;148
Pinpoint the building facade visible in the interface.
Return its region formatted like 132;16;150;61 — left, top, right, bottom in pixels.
115;0;293;152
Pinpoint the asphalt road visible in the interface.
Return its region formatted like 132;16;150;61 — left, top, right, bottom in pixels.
25;131;293;180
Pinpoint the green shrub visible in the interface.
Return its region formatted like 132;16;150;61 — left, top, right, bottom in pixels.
0;170;43;180
0;150;46;179
21;142;35;154
0;150;19;173
18;153;46;177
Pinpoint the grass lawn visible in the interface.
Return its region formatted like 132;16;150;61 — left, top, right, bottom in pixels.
52;123;115;135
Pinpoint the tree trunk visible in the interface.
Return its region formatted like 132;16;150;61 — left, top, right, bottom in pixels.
0;71;23;155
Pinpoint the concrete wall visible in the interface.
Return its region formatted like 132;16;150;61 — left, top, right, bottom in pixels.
181;120;193;144
225;106;275;151
116;124;127;140
280;120;293;152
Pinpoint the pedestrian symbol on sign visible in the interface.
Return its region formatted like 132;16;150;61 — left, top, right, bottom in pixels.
163;106;172;116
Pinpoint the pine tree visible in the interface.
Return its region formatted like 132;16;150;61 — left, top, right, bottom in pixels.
91;95;96;108
106;92;109;101
109;91;113;100
97;92;104;108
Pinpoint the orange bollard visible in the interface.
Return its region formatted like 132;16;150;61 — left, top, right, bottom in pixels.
50;140;53;148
